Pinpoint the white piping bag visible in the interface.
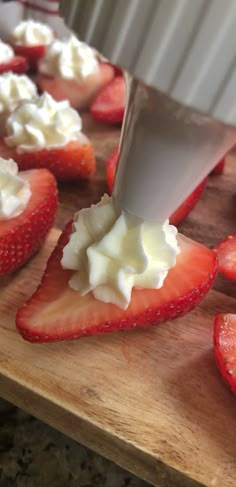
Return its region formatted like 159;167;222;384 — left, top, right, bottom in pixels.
113;75;236;222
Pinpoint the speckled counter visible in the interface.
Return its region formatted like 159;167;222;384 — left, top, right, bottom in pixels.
0;399;151;487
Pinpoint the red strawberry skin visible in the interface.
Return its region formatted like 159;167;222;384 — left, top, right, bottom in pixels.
0;168;58;275
0;56;28;75
106;146;207;225
214;313;236;394
11;44;46;71
0;139;96;181
214;234;236;281
211;158;225;175
90;76;126;124
16;221;217;343
106;145;119;193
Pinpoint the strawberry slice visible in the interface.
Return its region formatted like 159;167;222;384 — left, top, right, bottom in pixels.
214;234;236;281
0;56;28;75
214;314;236;394
36;63;115;110
106;146;207;225
210;158;225;175
11;44;46;71
16;221;217;342
90;76;126;124
0;168;58;275
0;138;96;182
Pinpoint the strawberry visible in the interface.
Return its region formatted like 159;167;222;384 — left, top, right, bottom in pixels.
36;63;115;110
102;61;123;76
210;158;225;175
0;138;96;182
106;146;207;225
214;234;236;281
16;221;217;343
11;44;46;71
214;313;236;394
90;76;126;124
106;145;119;193
0;168;58;275
0;56;28;75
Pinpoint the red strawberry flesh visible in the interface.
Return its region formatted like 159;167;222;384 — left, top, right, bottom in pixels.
11;44;46;71
16;221;217;342
214;234;236;281
0;56;28;75
214;313;236;394
106;146;119;194
210;158;225;175
90;76;126;124
0;168;58;275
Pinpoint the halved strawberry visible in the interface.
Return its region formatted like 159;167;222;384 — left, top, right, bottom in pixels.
11;44;46;71
0;138;96;182
36;63;115;110
106;145;119;193
106;146;207;225
0;168;58;275
214;234;236;281
16;221;217;342
90;76;126;124
214;313;236;394
0;56;28;75
100;61;123;77
109;64;123;77
210;158;225;175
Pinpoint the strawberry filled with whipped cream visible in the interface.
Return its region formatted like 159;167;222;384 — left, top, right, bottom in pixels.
0;92;95;181
61;194;181;310
0;72;37;135
0;157;58;275
36;35;115;110
9;20;55;71
0;39;28;75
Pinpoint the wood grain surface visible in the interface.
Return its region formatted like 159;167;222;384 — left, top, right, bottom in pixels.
0;114;236;487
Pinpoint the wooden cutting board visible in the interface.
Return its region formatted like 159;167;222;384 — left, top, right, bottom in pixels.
0;114;236;487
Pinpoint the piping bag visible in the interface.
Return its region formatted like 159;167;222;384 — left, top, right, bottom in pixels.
114;75;236;222
59;1;236;223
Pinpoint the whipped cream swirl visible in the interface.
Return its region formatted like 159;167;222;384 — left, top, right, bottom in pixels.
39;35;99;82
61;194;180;310
0;157;31;219
0;40;14;63
11;20;54;46
0;72;37;114
5;92;84;152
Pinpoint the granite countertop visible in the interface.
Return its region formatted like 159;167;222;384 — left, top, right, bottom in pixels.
0;399;151;487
